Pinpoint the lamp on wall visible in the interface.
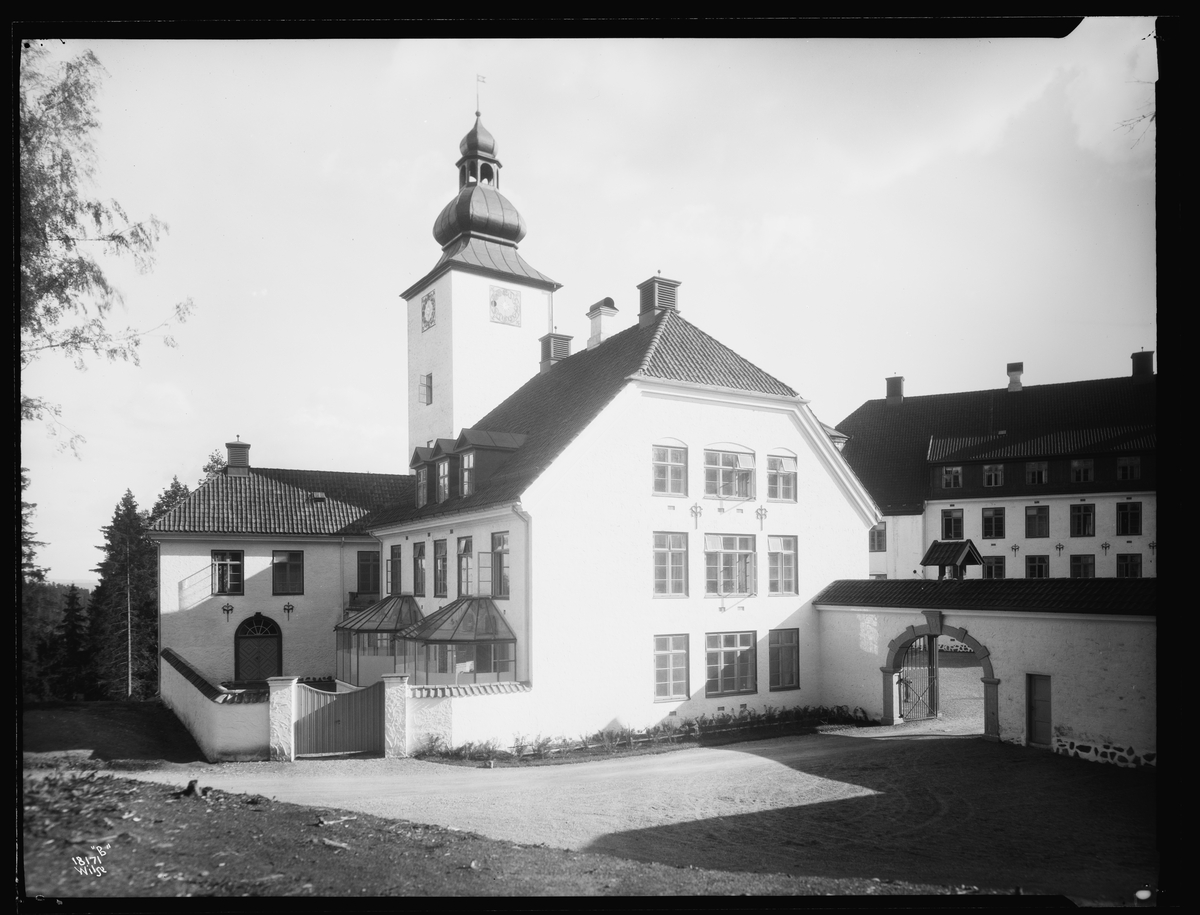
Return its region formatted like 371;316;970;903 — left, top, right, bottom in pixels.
283;602;295;620
222;603;235;620
1100;541;1111;556
1054;542;1065;556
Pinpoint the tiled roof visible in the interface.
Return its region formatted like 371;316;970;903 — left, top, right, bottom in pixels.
402;236;560;298
836;376;1156;514
409;682;531;698
919;540;983;568
370;308;800;528
814;578;1156;616
151;467;413;536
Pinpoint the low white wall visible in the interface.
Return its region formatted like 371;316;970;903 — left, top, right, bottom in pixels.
160;655;269;762
406;687;538;753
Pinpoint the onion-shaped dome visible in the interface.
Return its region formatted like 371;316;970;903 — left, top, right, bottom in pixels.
459;112;497;158
433;183;527;247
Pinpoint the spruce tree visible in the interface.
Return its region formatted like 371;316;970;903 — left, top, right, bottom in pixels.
49;585;89;699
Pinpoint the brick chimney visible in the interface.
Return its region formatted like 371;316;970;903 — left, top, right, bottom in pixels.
886;376;904;405
539;332;572;374
586;297;618;350
1006;362;1024;392
1131;350;1154;383
637;275;681;328
226;438;251;477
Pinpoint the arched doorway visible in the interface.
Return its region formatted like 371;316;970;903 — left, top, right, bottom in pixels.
235;613;282;681
881;611;999;740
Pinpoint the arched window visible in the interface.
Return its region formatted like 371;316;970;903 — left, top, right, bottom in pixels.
480;163;494;185
234;614;282;681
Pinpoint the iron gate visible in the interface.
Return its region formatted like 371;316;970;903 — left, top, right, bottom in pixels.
898;635;938;720
294;681;384;756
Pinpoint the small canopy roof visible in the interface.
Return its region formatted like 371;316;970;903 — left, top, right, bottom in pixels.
335;594;425;632
920;539;984;569
396;596;516;643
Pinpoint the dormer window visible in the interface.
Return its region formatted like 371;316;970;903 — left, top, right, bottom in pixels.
415;467;428;508
942;466;962;489
461;452;475;497
437;460;450;503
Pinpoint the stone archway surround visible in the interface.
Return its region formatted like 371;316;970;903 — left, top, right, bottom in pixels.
879;610;1000;740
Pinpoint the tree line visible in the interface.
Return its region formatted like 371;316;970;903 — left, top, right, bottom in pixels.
21;455;223;703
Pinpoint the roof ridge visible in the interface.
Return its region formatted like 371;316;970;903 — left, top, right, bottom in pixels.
632;308;673;377
860;374;1153;406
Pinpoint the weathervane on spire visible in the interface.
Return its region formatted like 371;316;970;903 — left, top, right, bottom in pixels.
476;74;486;113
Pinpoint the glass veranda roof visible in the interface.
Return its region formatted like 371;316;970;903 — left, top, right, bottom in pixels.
335;594;425;632
396;596;516;643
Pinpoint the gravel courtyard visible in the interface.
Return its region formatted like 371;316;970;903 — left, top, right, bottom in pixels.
102;723;1156;902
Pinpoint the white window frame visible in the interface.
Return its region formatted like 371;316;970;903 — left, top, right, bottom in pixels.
983;464;1003;487
460;452;475;497
767;456;797;502
1116;456;1141;481
652;446;687;496
769;629;799;691
705;631;757;697
704;450;755;500
415;466;428;508
653;532;688;596
1026;461;1048;485
654;634;689;701
704;534;756;596
457;537;473;596
869;522;887;552
1071;459;1094;483
436;460;449;503
767;536;796;595
982;507;1005;540
942;466;962;489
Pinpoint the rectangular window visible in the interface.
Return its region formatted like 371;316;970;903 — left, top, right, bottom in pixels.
767;456;797;502
418;373;432;405
768;536;797;595
1116;554;1142;578
436;460;450;503
869;522;887;552
1026;461;1048;485
652;446;687;496
1026;555;1049;579
1071;459;1094;483
460;452;475;497
941;509;963;540
271;550;303;595
1070;555;1095;579
476;641;514;675
653;532;688;596
654;635;689;701
434;540;447;597
704;534;756;596
1116;456;1141;481
415;466;428;509
491;532;510;599
388;545;402;595
769;629;799;691
212;550;244;595
1116;502;1142;536
982;556;1005;579
457;537;473;596
1070;504;1095;537
412;542;426;597
981;507;1005;539
942;466;962;489
706;631;757;696
704;450;755;499
983;464;1004;487
1025;505;1049;538
357;551;380;594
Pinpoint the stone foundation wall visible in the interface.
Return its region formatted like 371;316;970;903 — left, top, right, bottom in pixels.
1054;737;1156;768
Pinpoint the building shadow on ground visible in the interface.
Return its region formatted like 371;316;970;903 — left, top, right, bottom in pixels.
22;701;206;764
584;734;1156;901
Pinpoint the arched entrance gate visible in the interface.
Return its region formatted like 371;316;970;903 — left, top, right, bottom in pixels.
879;610;999;740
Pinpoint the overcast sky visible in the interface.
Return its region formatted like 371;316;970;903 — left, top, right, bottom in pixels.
21;23;1158;586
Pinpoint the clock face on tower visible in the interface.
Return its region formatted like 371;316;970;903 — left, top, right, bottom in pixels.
421;291;436;331
489;286;521;327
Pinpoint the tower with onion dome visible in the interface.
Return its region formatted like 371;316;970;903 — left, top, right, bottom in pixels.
402;112;562;456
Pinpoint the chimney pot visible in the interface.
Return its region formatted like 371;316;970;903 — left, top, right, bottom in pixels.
637;276;681;328
886;376;904;405
586;297;618;350
1007;361;1024;392
1131;350;1154;382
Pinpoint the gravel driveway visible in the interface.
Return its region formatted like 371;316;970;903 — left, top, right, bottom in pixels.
109;722;1156;902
